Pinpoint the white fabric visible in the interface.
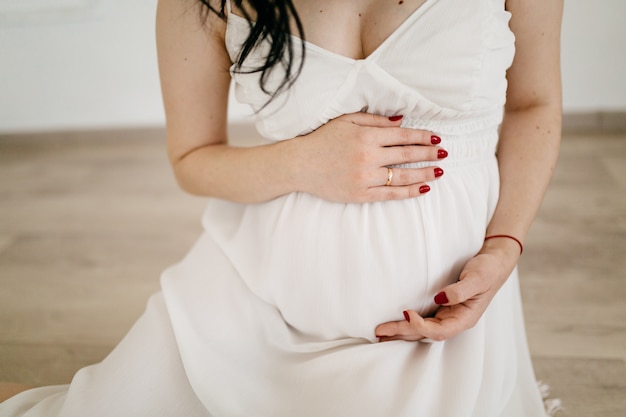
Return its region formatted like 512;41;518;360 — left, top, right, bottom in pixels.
0;0;547;416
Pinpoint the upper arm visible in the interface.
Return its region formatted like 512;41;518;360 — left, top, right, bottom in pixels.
504;0;564;111
156;0;232;163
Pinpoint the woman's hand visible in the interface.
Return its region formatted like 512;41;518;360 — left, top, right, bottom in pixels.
374;239;520;342
291;112;447;203
158;0;446;205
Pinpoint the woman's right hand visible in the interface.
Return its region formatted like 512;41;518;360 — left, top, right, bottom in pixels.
158;0;445;204
292;112;447;203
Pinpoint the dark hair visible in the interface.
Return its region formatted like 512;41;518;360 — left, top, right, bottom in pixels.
198;0;305;102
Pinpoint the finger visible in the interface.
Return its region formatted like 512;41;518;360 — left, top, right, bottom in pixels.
374;305;484;343
416;318;464;342
375;310;419;338
376;310;447;343
340;112;406;128
375;126;442;147
375;310;429;340
366;182;432;201
383;144;448;167
408;306;475;341
433;271;487;306
380;166;444;187
377;333;422;342
374;318;409;338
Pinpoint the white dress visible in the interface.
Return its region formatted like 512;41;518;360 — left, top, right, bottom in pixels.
0;0;548;416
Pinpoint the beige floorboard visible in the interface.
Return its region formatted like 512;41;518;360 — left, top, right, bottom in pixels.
0;127;624;416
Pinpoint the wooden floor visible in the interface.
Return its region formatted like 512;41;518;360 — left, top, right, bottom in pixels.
0;126;624;416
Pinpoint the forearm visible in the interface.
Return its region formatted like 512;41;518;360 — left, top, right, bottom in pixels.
484;104;562;254
171;138;305;203
170;113;446;204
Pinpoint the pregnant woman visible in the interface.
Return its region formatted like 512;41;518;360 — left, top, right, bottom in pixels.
0;0;563;416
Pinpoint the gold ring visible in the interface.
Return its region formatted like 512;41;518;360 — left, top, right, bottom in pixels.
385;167;393;186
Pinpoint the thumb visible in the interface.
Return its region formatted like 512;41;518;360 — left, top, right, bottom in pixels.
341;112;403;128
433;272;485;306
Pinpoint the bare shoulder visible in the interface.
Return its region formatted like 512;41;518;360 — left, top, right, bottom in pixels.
505;0;564;48
156;0;228;53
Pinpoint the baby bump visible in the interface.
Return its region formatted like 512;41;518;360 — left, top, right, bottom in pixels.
201;157;498;342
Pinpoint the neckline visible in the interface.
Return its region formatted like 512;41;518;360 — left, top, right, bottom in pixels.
227;0;433;63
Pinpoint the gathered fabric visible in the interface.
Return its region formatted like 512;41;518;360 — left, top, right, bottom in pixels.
0;0;548;416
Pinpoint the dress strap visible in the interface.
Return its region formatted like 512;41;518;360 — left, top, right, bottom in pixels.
225;0;231;14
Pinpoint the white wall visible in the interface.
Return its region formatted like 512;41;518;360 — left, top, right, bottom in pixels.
0;0;624;133
0;0;164;132
561;0;626;112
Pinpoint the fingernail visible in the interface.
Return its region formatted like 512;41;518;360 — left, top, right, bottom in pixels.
434;167;444;178
419;185;430;194
434;292;449;305
403;310;411;322
431;135;441;144
438;149;448;159
388;115;403;121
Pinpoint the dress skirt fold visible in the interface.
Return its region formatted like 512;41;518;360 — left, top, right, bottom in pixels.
0;0;547;415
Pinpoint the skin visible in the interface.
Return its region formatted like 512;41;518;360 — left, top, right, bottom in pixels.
376;0;563;341
158;0;562;341
0;0;563;402
157;0;444;204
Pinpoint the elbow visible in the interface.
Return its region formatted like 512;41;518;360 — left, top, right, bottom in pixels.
505;100;562;116
503;101;563;133
170;161;208;197
166;138;218;197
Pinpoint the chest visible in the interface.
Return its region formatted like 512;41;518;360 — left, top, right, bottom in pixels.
225;0;516;140
288;0;429;60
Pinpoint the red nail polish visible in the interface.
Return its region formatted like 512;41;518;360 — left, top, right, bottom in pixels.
419;185;430;194
388;115;403;121
434;167;444;178
403;310;411;322
434;292;449;305
438;149;448;159
431;135;441;145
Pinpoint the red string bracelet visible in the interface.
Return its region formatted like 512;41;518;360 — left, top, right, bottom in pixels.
484;234;524;255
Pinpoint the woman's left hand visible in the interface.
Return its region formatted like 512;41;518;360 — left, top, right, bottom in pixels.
374;242;520;342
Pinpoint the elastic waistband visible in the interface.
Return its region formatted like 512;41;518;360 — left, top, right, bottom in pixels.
392;128;499;169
